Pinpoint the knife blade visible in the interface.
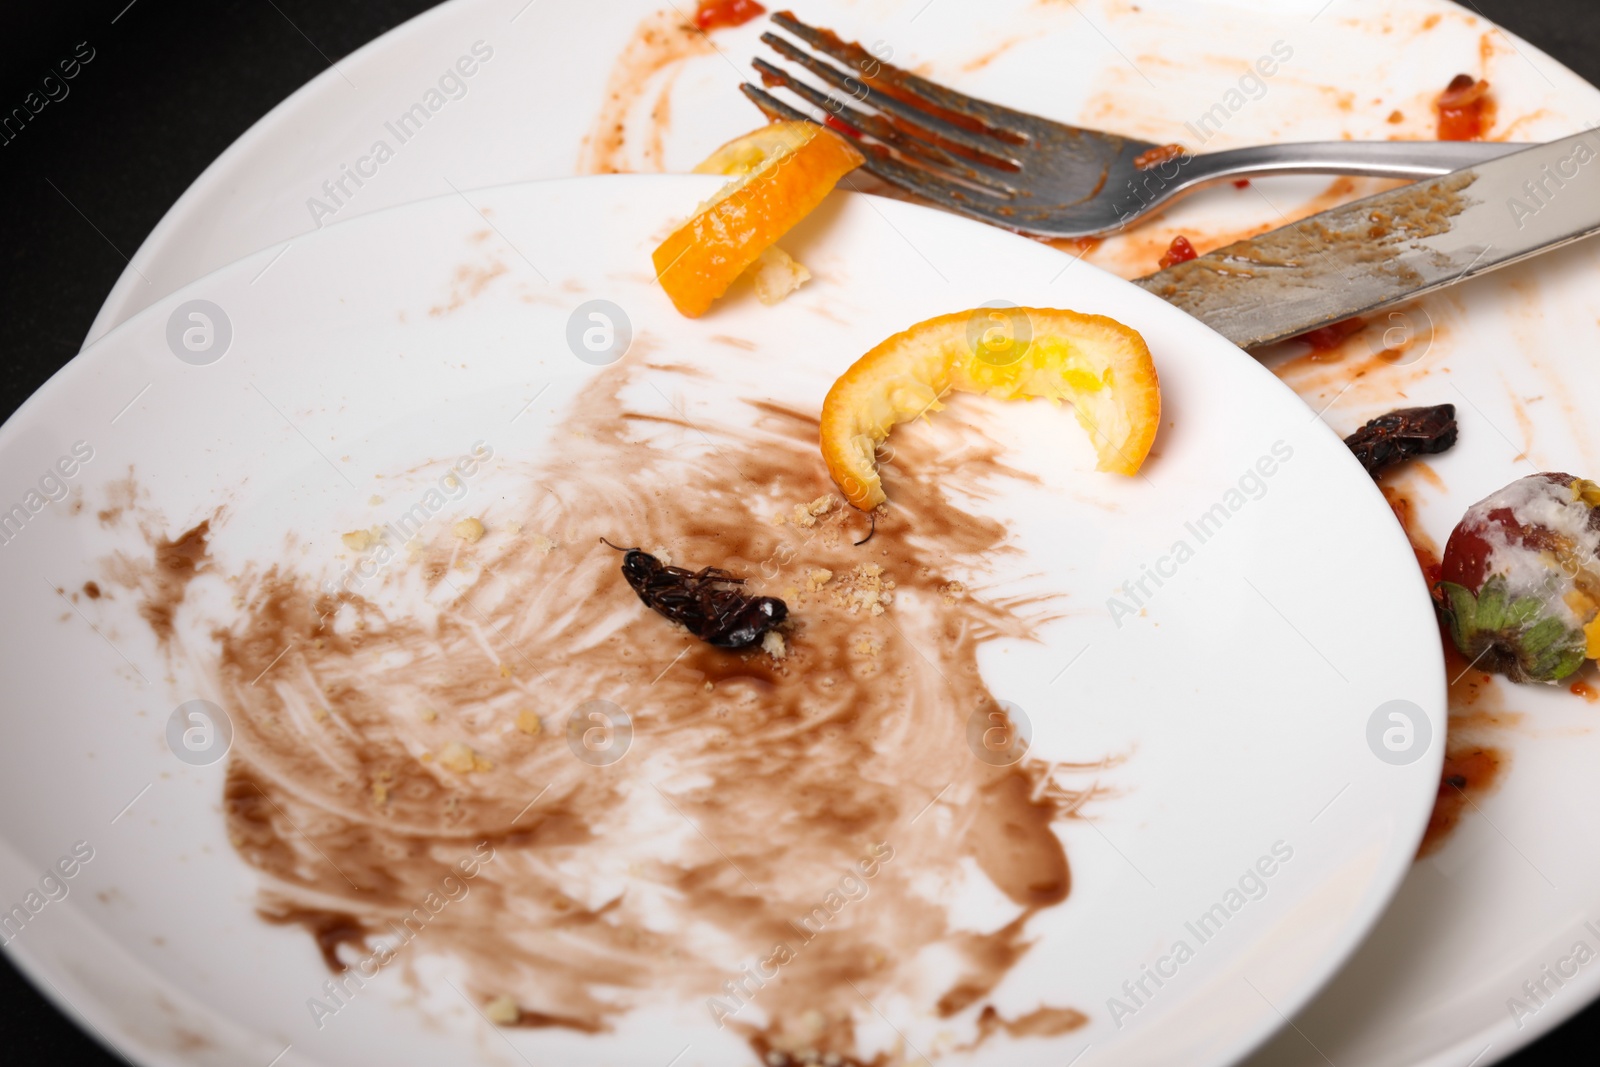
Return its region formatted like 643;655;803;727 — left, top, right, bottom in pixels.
1133;128;1600;349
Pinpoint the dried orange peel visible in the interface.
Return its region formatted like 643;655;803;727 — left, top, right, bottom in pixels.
820;308;1161;509
654;121;864;318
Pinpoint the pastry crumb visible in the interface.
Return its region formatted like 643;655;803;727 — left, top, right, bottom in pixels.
806;567;834;591
437;740;491;773
750;244;811;305
453;517;486;543
515;710;543;736
761;630;787;660
484;995;520;1025
830;563;893;615
419;707;437;722
532;533;558;555
367;494;384;506
341;529;377;552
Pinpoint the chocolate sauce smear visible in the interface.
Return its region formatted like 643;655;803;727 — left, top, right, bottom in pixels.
148;364;1094;1062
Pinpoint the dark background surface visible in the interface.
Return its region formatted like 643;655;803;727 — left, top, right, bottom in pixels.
1;0;1598;1064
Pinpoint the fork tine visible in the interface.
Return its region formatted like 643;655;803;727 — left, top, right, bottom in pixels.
750;59;1018;195
739;84;1016;210
759;34;1021;170
769;10;1036;142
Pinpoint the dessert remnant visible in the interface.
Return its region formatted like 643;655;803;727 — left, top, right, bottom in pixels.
1343;404;1458;479
602;538;787;649
1437;473;1600;683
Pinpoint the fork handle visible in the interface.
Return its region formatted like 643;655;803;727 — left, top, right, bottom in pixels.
1181;140;1529;186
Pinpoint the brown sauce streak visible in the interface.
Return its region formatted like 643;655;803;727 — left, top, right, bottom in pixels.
121;519;213;643
1383;487;1510;857
965;1004;1089;1048
139;364;1095;1062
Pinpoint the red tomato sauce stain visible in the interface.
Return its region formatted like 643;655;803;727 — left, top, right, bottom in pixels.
1157;234;1197;270
1296;316;1368;359
693;0;765;31
1133;143;1186;170
1436;73;1495;141
1383;487;1509;857
1572;680;1600;703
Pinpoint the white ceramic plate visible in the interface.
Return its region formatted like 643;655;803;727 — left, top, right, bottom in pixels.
0;175;1442;1066
72;3;1600;1065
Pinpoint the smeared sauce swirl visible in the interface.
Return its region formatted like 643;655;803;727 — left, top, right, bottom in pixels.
133;363;1095;1063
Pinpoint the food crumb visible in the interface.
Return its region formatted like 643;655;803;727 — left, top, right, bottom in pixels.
651;544;674;567
367;495;384;506
484;995;520;1025
806;567;834;591
516;710;543;736
312;707;330;723
761;630;787;660
749;244;811;305
498;663;513;679
532;534;558;555
341;529;378;552
453;517;486;543
419;707;437;722
437;740;491;773
830;562;893;615
854;636;881;657
1387;109;1404;123
941;580;966;604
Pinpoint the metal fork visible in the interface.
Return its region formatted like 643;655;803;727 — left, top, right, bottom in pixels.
742;10;1526;238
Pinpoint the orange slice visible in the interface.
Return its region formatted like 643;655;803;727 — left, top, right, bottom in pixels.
692;123;819;177
820;308;1161;509
654;121;864;318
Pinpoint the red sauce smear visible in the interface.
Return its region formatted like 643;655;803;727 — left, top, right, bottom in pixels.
1133;143;1186;170
1435;73;1494;141
1384;487;1509;857
1295;316;1367;352
822;113;861;138
1422;747;1503;851
1572;680;1600;703
1158;235;1198;269
792;17;1026;144
693;0;765;31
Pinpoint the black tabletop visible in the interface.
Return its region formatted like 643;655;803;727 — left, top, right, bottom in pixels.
2;1;1598;1064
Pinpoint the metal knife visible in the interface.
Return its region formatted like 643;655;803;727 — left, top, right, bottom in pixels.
1133;128;1600;349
